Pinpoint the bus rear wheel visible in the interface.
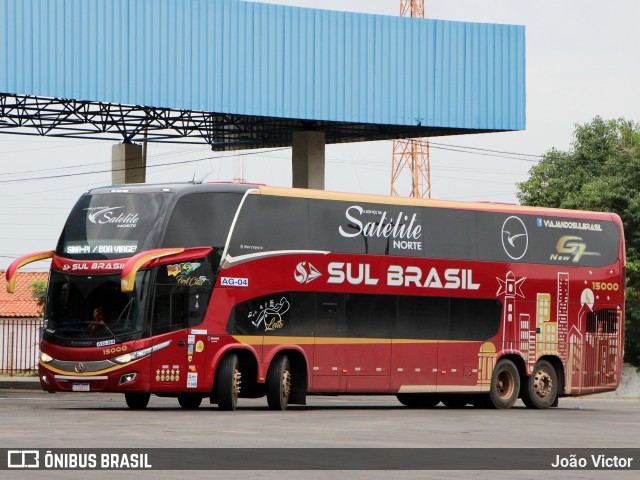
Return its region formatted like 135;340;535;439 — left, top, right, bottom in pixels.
267;355;292;411
489;359;520;409
125;392;150;410
521;360;558;409
178;394;202;409
396;393;440;408
217;353;241;411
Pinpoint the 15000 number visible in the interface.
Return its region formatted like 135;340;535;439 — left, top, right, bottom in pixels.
592;282;619;291
103;346;128;356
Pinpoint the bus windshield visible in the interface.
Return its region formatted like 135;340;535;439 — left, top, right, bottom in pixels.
56;192;174;260
44;271;151;346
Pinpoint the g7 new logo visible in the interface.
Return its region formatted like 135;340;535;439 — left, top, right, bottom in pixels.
555;236;600;263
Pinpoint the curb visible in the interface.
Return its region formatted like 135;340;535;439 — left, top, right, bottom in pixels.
0;378;42;390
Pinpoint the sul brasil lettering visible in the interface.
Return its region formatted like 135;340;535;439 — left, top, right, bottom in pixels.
63;262;126;271
327;262;480;290
338;205;423;250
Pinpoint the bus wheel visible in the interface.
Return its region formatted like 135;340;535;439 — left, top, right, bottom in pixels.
489;359;520;409
178;394;202;409
441;395;469;408
125;392;150;410
522;360;558;409
217;354;241;411
396;393;440;408
267;355;292;411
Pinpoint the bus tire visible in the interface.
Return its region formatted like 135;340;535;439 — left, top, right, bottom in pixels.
521;360;558;409
217;353;241;411
489;358;520;409
267;355;292;411
396;393;440;408
178;394;202;409
125;392;150;410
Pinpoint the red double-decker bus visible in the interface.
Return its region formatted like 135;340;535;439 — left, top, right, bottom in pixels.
7;183;625;410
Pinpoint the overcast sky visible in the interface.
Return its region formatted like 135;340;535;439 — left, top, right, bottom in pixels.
1;0;639;271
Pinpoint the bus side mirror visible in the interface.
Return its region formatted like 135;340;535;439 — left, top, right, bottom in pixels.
6;251;54;293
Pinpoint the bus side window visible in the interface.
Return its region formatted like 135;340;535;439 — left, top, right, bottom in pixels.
153;284;187;334
345;294;396;339
315;293;346;337
152;258;214;334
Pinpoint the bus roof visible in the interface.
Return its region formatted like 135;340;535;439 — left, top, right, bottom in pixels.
84;182;618;223
255;186;619;222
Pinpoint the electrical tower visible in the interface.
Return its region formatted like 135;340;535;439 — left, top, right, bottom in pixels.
391;0;431;198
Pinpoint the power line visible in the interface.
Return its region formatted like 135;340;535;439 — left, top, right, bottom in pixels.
0;148;289;185
425;140;543;159
0;145;214;178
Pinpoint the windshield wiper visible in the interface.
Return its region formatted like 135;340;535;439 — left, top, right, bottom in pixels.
88;298;135;344
88;319;122;344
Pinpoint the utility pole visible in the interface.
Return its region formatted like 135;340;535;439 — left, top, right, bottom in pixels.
390;0;431;199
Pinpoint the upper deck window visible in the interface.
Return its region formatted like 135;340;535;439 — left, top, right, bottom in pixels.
229;194;621;267
162;193;243;249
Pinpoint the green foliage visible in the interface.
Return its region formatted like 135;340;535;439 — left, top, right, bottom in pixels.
28;280;47;319
517;117;640;366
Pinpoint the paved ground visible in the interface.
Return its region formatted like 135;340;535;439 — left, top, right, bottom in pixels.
0;388;638;480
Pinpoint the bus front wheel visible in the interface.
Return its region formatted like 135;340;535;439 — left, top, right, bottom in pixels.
489;359;520;409
125;392;150;410
267;355;292;411
521;360;558;409
217;354;241;411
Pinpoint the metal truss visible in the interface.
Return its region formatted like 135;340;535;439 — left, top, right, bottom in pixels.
0;93;470;151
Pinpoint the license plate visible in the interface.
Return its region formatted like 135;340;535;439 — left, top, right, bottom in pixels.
72;383;90;392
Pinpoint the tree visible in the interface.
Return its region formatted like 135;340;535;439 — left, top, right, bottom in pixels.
517;116;640;367
28;280;47;319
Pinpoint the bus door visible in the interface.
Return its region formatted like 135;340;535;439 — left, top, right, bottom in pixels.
149;261;215;392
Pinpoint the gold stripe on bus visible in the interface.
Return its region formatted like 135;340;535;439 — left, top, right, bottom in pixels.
233;336;476;345
234;336;395;345
398;385;489;393
40;358;143;376
256;186;586;215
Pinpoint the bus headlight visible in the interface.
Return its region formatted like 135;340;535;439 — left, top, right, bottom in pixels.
112;340;172;364
40;352;54;364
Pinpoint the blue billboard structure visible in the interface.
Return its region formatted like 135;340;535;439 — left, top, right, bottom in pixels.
0;0;525;185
